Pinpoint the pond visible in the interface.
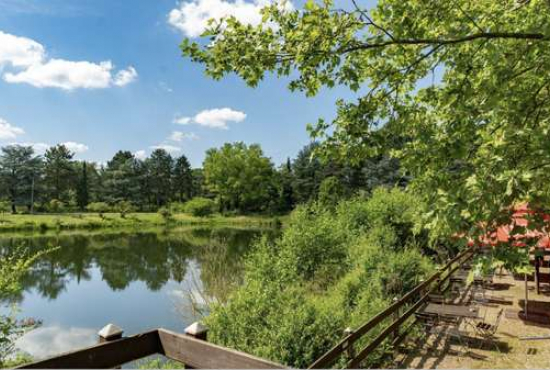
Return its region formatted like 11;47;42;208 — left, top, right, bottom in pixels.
0;226;275;361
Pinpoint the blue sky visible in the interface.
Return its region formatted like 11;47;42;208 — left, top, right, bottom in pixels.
0;0;357;167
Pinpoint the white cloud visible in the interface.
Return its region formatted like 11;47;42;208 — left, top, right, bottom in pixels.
175;107;246;129
168;0;294;38
0;30;45;68
113;66;138;87
62;141;88;153
10;141;88;154
194;107;246;129
13;142;50;153
169;131;198;142
0;30;137;90
0;118;25;139
150;144;182;153
134;150;147;160
173;116;191;125
16;326;96;359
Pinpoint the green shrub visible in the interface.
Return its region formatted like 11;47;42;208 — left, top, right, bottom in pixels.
0;247;52;366
168;202;186;213
184;197;216;217
86;202;110;213
204;189;434;368
318;176;346;207
278;203;349;283
0;201;10;215
158;206;173;222
115;201;135;218
48;199;65;213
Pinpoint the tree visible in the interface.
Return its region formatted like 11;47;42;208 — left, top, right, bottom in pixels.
147;149;174;207
291;143;326;204
103;151;139;204
76;162;90;211
0;145;42;213
44;145;75;203
181;0;550;236
203;142;275;213
173;155;193;202
277;158;295;212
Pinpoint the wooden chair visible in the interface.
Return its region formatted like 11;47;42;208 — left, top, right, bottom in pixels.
474;308;504;351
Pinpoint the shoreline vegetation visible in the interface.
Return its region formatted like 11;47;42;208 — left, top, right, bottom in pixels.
0;212;285;233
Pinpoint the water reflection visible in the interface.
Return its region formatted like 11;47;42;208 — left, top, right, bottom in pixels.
0;227;274;360
16;326;97;359
1;227;269;303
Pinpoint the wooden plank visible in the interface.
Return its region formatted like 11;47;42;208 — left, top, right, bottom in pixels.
158;329;286;369
18;330;161;369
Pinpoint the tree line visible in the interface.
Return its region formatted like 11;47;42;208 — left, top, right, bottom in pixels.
0;142;406;214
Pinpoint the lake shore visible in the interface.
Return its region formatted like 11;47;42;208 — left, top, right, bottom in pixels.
0;212;285;233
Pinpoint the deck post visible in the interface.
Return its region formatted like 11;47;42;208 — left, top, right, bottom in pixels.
343;327;355;361
185;322;208;341
98;324;124;369
392;297;399;358
98;323;123;343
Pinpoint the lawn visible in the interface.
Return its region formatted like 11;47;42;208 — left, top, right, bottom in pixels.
0;212;284;233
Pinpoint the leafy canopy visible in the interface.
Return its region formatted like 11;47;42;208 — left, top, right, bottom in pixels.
181;0;550;236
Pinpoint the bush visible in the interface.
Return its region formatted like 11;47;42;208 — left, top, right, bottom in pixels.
47;199;65;213
168;202;186;213
318;176;346;207
86;202;110;213
0;201;10;215
0;247;51;366
184;197;216;217
115;201;135;218
204;189;434;368
158;206;173;222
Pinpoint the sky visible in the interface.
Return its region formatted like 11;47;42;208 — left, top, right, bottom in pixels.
0;0;358;167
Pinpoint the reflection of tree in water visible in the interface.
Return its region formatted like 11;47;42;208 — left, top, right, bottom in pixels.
0;228;272;301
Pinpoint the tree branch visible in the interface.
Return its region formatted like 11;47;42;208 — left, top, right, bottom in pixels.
340;32;548;54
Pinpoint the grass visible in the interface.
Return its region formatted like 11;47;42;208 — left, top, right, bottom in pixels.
0;212;286;233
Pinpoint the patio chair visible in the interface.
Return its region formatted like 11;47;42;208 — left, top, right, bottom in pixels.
474;308;504;351
429;324;471;357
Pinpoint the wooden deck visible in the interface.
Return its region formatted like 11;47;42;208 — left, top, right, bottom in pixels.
17;328;286;369
395;271;550;369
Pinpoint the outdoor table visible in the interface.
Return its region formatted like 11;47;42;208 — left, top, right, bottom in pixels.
418;303;480;319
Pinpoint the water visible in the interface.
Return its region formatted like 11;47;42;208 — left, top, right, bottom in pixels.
0;226;274;360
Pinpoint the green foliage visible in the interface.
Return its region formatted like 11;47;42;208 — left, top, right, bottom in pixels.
136;357;184;369
184;197;216;217
47;199;65;213
180;0;550;238
115;201;135;218
157;206;173;222
317;176;345;207
203;142;276;213
86;202;110;213
205;189;433;367
44;144;75;203
0;247;52;366
0;201;10;214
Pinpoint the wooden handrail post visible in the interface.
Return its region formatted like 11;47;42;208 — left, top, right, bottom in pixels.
391;297;399;359
98;323;123;343
435;267;442;293
98;324;123;369
343;327;355;361
185;322;208;341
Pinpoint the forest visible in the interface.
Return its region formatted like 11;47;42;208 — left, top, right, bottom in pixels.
0;141;405;215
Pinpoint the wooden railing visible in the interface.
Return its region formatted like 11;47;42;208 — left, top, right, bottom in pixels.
17;326;286;369
309;247;475;369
